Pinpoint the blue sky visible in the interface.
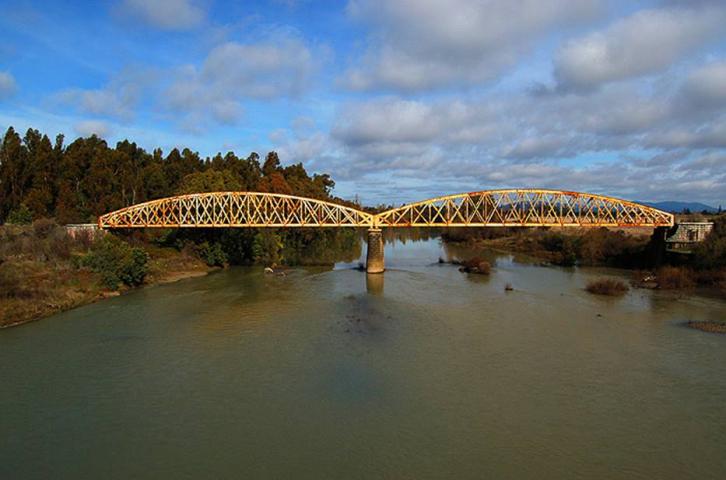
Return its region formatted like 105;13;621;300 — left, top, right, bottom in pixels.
1;0;725;206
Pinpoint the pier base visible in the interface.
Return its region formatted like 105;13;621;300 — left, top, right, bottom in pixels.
365;228;385;274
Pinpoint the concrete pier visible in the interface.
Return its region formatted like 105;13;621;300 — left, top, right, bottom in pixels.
365;228;385;273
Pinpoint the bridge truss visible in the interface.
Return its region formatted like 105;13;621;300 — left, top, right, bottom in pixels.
376;190;674;228
98;189;674;229
98;192;374;228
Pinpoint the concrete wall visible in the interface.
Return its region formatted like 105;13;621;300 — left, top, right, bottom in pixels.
64;223;105;240
666;222;713;250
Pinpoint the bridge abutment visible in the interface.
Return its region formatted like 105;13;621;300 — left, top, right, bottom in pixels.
366;228;385;274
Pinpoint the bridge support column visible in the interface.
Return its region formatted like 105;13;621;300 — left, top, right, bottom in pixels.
366;228;385;274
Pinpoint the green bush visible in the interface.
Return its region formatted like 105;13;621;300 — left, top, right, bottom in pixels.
81;235;149;289
6;204;33;225
252;231;283;265
196;241;228;267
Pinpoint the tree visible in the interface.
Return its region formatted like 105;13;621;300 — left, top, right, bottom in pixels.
693;215;726;269
22;129;56;218
0;127;29;220
258;171;292;195
0;125;357;267
6;204;33;224
252;230;283;265
176;169;242;194
262;151;281;176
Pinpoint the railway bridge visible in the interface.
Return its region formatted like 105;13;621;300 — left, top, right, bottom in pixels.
98;189;674;273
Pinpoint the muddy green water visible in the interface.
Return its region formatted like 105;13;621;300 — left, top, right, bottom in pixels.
1;237;725;479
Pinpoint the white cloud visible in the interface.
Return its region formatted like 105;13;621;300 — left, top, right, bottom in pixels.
554;5;726;90
341;0;601;92
0;71;17;99
54;70;149;120
74;120;112;138
333;99;442;144
119;0;206;30
46;33;319;132
317;62;726;204
163;36;318;129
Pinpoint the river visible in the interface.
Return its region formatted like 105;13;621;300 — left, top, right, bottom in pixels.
1;236;725;479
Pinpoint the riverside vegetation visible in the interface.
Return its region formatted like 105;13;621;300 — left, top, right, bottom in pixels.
0;127;359;327
442;215;726;294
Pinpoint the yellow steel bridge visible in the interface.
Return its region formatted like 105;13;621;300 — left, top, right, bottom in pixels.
98;189;674;273
98;189;673;229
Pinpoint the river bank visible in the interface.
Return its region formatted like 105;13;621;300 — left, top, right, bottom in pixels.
0;257;214;329
1;220;360;329
0;224;216;329
441;223;726;293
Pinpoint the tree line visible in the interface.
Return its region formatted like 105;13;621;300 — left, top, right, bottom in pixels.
0;126;352;224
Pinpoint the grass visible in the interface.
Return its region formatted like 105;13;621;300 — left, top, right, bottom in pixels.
0;221;212;328
585;278;629;296
656;266;696;290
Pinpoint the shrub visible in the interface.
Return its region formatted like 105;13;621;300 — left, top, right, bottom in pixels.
6;204;33;225
0;262;25;298
578;228;649;267
585;278;629;296
252;231;283;265
32;218;57;238
459;257;491;274
81;236;149;289
45;228;73;260
692;215;726;270
656;266;695;290
541;232;579;266
196;241;228;267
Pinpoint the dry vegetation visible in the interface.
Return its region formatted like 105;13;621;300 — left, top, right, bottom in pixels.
0;221;211;328
655;266;696;290
458;257;491;274
443;227;653;268
585;278;629;296
687;321;726;335
443;215;726;295
1;221;99;327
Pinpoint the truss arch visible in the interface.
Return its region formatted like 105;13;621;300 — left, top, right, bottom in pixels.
375;189;674;228
98;191;375;228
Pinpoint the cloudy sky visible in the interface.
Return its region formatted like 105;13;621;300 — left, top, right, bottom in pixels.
1;0;725;206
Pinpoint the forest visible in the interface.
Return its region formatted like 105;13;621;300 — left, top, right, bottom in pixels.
0;126;361;266
0;126;364;326
0;126;354;223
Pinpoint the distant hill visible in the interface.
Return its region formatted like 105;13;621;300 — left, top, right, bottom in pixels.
639;201;719;213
